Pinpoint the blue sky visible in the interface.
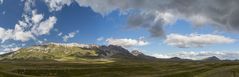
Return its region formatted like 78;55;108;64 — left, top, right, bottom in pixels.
0;0;239;59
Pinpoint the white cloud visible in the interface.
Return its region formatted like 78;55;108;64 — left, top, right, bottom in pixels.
189;15;209;26
2;11;6;15
164;33;236;48
37;40;43;44
23;0;35;13
44;0;73;12
32;16;57;35
0;43;22;52
97;37;104;41
0;0;3;5
106;38;149;47
42;0;239;37
0;28;13;43
0;27;34;43
0;52;6;55
151;54;171;59
62;30;79;42
0;10;57;43
54;28;59;32
0;0;59;43
44;38;47;41
3;47;21;52
49;42;94;48
0;43;16;48
155;12;176;25
14;24;35;42
58;32;63;36
21;44;26;47
31;11;44;24
152;51;239;60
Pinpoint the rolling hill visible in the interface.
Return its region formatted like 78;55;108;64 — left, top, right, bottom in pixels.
1;43;239;77
0;43;156;62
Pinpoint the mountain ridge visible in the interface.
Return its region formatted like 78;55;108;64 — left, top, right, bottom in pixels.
0;43;156;62
0;43;225;62
202;56;221;61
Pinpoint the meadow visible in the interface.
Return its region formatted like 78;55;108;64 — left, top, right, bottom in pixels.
0;60;239;77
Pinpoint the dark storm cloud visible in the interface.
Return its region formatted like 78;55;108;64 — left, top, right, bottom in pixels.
127;12;165;37
44;0;239;36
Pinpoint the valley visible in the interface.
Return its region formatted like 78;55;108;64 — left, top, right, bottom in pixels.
0;60;239;77
0;43;239;77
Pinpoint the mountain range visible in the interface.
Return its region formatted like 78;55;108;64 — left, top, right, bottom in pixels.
0;43;157;62
0;43;221;62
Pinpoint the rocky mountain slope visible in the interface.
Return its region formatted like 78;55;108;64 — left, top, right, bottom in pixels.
0;43;156;62
131;50;157;60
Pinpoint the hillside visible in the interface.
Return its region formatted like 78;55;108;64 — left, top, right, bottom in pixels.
202;56;221;61
0;43;155;62
1;44;239;77
131;50;157;60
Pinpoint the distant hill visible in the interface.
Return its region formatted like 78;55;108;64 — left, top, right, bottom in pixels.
169;57;182;60
160;57;192;61
0;43;156;62
131;50;157;60
202;56;221;61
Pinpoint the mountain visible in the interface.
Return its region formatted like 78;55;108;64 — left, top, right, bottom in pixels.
131;50;157;60
202;56;221;61
96;45;135;59
0;43;156;62
157;57;193;61
169;57;182;60
0;43;98;61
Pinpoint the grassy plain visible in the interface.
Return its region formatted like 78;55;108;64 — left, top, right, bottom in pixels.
0;60;239;77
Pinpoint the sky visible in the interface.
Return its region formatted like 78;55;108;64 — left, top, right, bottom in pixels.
0;0;239;60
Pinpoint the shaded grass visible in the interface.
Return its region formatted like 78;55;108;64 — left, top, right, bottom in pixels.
0;61;239;77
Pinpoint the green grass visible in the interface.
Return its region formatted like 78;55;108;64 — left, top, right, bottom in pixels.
1;44;99;61
3;44;239;77
0;60;239;77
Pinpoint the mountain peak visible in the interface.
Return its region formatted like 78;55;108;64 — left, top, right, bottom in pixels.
96;45;133;58
1;43;155;61
203;56;220;61
130;50;157;60
170;57;181;60
131;50;143;56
